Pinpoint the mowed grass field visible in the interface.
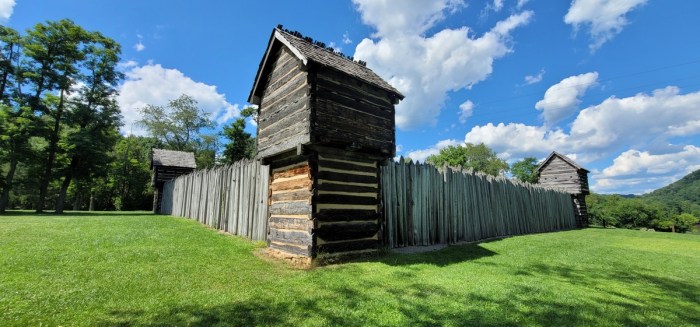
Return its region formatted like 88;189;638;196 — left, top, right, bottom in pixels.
1;212;699;326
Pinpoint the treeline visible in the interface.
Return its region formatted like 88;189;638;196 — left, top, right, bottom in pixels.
425;143;540;183
587;169;700;233
0;20;256;213
643;169;700;217
0;20;124;213
587;194;699;233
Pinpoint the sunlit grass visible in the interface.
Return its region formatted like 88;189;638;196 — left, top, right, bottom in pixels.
1;212;699;326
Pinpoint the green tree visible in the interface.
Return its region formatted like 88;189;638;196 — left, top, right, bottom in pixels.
587;193;621;228
108;135;156;211
511;157;539;183
656;213;699;233
16;19;118;213
54;33;123;213
0;20;126;213
612;198;668;229
0;27;21;212
0;26;20;102
195;134;219;169
138;94;217;168
426;143;508;176
0;106;36;213
587;193;671;230
0;26;37;213
221;106;256;164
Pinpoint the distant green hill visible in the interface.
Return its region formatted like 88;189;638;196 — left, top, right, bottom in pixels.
643;169;700;216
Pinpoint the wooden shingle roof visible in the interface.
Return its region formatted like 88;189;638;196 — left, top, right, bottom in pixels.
151;149;196;169
249;27;404;105
537;151;589;173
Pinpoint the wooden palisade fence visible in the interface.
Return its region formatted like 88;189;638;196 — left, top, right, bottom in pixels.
160;160;270;241
381;161;577;248
158;159;577;251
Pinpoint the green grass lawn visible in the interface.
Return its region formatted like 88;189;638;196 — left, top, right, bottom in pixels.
1;211;699;326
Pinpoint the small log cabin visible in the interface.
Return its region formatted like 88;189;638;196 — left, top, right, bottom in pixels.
151;149;196;213
537;151;590;227
249;26;404;264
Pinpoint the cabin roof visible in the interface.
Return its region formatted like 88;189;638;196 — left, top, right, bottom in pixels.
537;151;589;173
151;149;197;169
248;27;404;105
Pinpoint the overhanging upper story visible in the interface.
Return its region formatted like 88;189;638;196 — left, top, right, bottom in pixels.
248;26;404;160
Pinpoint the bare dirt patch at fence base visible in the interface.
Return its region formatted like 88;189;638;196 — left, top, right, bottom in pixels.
257;247;312;269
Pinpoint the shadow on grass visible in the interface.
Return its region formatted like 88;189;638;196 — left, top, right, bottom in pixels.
374;242;498;267
522;263;700;324
100;265;700;326
98;261;700;326
1;210;154;217
100;301;289;327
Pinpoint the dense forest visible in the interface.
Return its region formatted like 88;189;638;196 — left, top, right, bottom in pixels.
587;169;700;233
0;20;255;213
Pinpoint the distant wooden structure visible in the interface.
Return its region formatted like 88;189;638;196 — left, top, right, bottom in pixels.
249;26;403;263
151;149;196;214
537;151;590;227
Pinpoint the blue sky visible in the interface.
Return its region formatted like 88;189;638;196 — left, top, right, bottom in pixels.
3;0;700;195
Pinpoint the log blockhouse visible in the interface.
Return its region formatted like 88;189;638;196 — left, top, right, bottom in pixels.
249;26;404;263
151;149;196;214
537;151;589;227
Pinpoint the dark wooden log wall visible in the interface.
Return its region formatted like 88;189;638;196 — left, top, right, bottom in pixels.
268;159;314;257
153;166;195;185
539;157;587;194
572;194;589;227
257;46;311;158
152;166;194;213
538;156;589;228
314;152;381;257
312;68;395;157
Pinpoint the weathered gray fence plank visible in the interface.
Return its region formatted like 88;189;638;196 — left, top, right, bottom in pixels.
160;160;270;241
381;162;576;248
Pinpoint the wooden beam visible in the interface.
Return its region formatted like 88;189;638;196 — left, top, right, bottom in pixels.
316;209;379;222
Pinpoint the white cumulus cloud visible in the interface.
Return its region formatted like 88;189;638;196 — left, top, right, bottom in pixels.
485;0;504;13
535;72;598;126
524;68;545;85
465;123;570;161
117;63;241;134
458;100;474;124
133;34;145;52
469;86;700;160
464;86;700;193
564;0;647;51
0;0;15;23
405;139;461;163
593;146;700;194
516;0;530;9
600;146;700;178
353;0;533;129
342;31;352;44
353;0;466;38
568;86;700;152
668;120;700;136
